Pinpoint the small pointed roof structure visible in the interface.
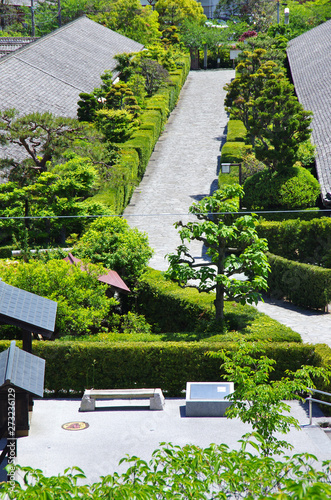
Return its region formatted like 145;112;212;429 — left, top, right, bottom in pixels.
0;341;45;397
0;280;57;338
63;253;131;294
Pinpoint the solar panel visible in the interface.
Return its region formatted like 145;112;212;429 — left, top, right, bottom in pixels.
0;281;57;337
0;341;45;397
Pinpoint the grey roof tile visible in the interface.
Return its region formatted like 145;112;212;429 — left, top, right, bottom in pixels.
0;16;143;167
287;19;331;206
0;16;143;118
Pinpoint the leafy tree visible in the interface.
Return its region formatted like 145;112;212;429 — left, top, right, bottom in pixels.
105;82;141;117
73;217;153;287
0;259;116;336
137;58;170;96
161;25;181;47
0;155;111;245
224;49;313;172
113;53;139;84
95;109;138;144
0;110;86;181
284;0;331;37
180;19;229;54
214;0;276;31
209;341;330;456
88;0;161;45
155;0;206;29
4;441;331;498
24;0;87;36
165;185;270;322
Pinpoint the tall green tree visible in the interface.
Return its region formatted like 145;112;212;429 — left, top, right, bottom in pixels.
209;341;330;456
73;217;153;287
224;49;312;172
214;0;276;31
155;0;206;29
166;185;270;321
0;110;86;182
0;155;111;246
88;0;161;45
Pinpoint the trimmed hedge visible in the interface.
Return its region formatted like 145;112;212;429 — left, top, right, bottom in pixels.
124;129;154;178
257;217;331;267
0;245;12;259
139;109;163;148
226;120;247;142
88;54;190;215
0;340;315;397
136;268;215;332
267;252;331;310
220;142;251;164
136;269;301;342
314;344;331;400
243;166;320;210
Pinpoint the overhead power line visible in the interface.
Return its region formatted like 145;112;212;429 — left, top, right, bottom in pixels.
0;208;330;220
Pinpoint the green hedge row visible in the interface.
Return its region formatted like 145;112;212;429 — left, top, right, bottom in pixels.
267;252;331;310
92;54;191;214
135;269;301;342
314;344;331;401
0;340;316;397
136;268;215;332
226;119;247;142
257;217;331;267
220;142;251;164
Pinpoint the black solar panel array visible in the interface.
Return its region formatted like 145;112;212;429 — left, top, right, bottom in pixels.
0;281;57;337
0;341;45;397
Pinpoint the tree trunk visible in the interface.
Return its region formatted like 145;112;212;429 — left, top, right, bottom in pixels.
214;282;224;320
214;242;226;320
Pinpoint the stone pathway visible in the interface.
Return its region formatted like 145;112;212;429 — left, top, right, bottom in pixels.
124;69;232;270
124;70;331;347
255;297;331;347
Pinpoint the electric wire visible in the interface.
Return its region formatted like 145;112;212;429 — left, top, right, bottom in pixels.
0;208;331;220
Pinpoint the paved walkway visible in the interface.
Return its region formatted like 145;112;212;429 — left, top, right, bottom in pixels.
124;69;231;270
16;399;331;484
124;70;331;347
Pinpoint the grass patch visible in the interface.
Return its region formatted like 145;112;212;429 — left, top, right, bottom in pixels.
57;301;301;343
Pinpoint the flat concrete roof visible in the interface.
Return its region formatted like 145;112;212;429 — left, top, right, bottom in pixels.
14;398;331;485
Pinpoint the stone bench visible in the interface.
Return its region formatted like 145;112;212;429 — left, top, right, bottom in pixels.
79;388;165;412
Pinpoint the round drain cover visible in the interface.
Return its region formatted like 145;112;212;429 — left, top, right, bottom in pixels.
62;421;89;431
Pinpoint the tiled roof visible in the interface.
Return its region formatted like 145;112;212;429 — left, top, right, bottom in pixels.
63;253;131;294
0;37;38;58
0;16;143;119
287;20;331;206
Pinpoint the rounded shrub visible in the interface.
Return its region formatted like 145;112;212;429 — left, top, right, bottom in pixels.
243;166;320;210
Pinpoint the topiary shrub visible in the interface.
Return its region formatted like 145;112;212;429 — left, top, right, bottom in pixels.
220;142;251;163
226;120;247;142
243;166;320;210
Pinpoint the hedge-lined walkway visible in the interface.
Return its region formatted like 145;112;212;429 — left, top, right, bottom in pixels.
124;69;331;346
124;69;234;270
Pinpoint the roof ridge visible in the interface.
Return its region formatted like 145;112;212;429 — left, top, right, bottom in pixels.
0;15;91;66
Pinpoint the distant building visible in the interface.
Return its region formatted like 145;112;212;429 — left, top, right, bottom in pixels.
139;0;220;19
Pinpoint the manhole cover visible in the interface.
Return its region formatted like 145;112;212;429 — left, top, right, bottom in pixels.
62;421;89;431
